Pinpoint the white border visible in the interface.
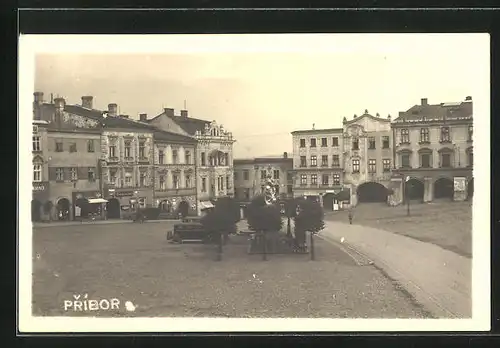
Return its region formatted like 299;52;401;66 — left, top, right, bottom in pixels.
18;34;491;332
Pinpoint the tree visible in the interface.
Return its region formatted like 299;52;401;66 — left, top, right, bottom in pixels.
294;198;325;259
246;195;283;260
200;196;239;261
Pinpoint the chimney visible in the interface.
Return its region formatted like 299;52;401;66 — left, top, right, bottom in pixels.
465;96;472;101
33;92;44;120
139;113;147;122
421;98;428;106
108;103;118;117
164;108;175;117
54;97;65;110
283;152;288;159
81;96;93;109
180;110;188;118
33;92;44;105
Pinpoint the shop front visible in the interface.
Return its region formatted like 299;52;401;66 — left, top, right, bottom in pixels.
106;188;153;219
32;182;50;222
156;191;197;218
72;191;106;220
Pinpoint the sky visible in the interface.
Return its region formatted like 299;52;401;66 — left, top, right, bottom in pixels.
33;34;488;158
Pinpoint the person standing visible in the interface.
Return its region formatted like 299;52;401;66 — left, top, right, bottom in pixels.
348;209;353;225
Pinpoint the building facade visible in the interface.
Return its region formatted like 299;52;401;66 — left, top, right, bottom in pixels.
32;119;50;221
342;110;394;206
152;129;198;216
391;97;473;204
32;93;103;221
233;153;293;203
291;128;345;209
148;108;236;214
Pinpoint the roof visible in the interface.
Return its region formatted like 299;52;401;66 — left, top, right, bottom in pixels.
291;128;343;135
234;157;293;165
153;130;197;144
394;100;473;123
150;110;211;136
102;115;155;130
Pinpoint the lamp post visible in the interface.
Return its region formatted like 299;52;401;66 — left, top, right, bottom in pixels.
405;176;411;216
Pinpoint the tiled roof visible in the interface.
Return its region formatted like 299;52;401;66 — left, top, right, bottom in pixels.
291;128;343;135
394;101;473;122
102;116;155;130
148;111;211;136
153;130;197;144
64;104;104;119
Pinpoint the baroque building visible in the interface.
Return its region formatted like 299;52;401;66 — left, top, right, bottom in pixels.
391;97;473;204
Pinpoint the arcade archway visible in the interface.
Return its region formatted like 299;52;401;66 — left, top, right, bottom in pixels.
357;182;388;203
160;199;173;213
405;179;424;202
322;193;335;211
178;200;189;217
468;178;474;200
31;200;42;222
106;198;121;219
56;198;71;221
434;177;454;200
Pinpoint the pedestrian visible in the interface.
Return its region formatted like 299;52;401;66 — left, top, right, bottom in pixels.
348;209;353;225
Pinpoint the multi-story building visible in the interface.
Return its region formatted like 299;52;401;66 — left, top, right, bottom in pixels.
152;128;198;216
291;128;345;209
32;93;103;220
233;153;294;203
147;108;235;214
100;104;155;218
32;119;50;221
342;110;394;206
391;97;473;204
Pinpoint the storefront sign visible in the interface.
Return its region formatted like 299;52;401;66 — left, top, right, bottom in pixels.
32;183;47;192
114;191;134;197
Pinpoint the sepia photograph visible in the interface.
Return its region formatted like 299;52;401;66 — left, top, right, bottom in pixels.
18;33;490;332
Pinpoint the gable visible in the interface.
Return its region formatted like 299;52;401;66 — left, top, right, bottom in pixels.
345;115;391;133
149;115;191;136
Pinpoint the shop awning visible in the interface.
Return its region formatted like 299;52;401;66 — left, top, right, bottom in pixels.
200;201;214;209
88;198;109;204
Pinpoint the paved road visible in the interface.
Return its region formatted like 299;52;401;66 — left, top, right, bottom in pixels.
319;220;472;318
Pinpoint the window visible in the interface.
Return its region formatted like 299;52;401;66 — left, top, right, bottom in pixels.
300;174;307;186
420;128;430;143
310;138;316;148
287;185;293;194
185;151;191;164
401;154;410;168
383;159;391;172
173;174;179;189
125;173;132;186
243;170;249;180
226;175;230;189
70;167;78;181
368;137;376;149
202;177;207;192
441;153;451;168
234;171;238;181
87;140;94;152
332;155;340;167
88;167;95;182
55;167;64;181
158;150;164;164
352;159;360;173
311;174;317;185
468;151;473;167
261;170;267;179
273;169;280;179
352;138;359;150
55;141;63;152
382;136;390;149
333;174;340;185
332;137;339;147
220;176;225;190
310;155;317;167
172;150;178;164
139;172;146;187
440;127;450;143
368;159;376;173
319;155;328;167
139;141;146;158
468;125;473;141
109;145;116;158
159;175;165;190
185;175;191;188
69;142;77;153
322;174;329;186
321;137;327;147
201;152;206;166
300;156;307;167
287;172;293;181
400;129;410;144
300;139;306;148
109;169;117;184
421;153;431;168
32;136;41;152
124;141;131;158
33;164;42;182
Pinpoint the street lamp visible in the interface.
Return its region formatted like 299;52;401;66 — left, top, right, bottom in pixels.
405;176;411;216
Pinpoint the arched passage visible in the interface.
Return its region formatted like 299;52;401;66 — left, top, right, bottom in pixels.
56;198;71;221
405;178;424;202
106;198;121;219
322;193;335;211
357;182;388;203
178;200;189;218
467;178;474;200
160;199;173;213
434;177;454;200
31;200;42;222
